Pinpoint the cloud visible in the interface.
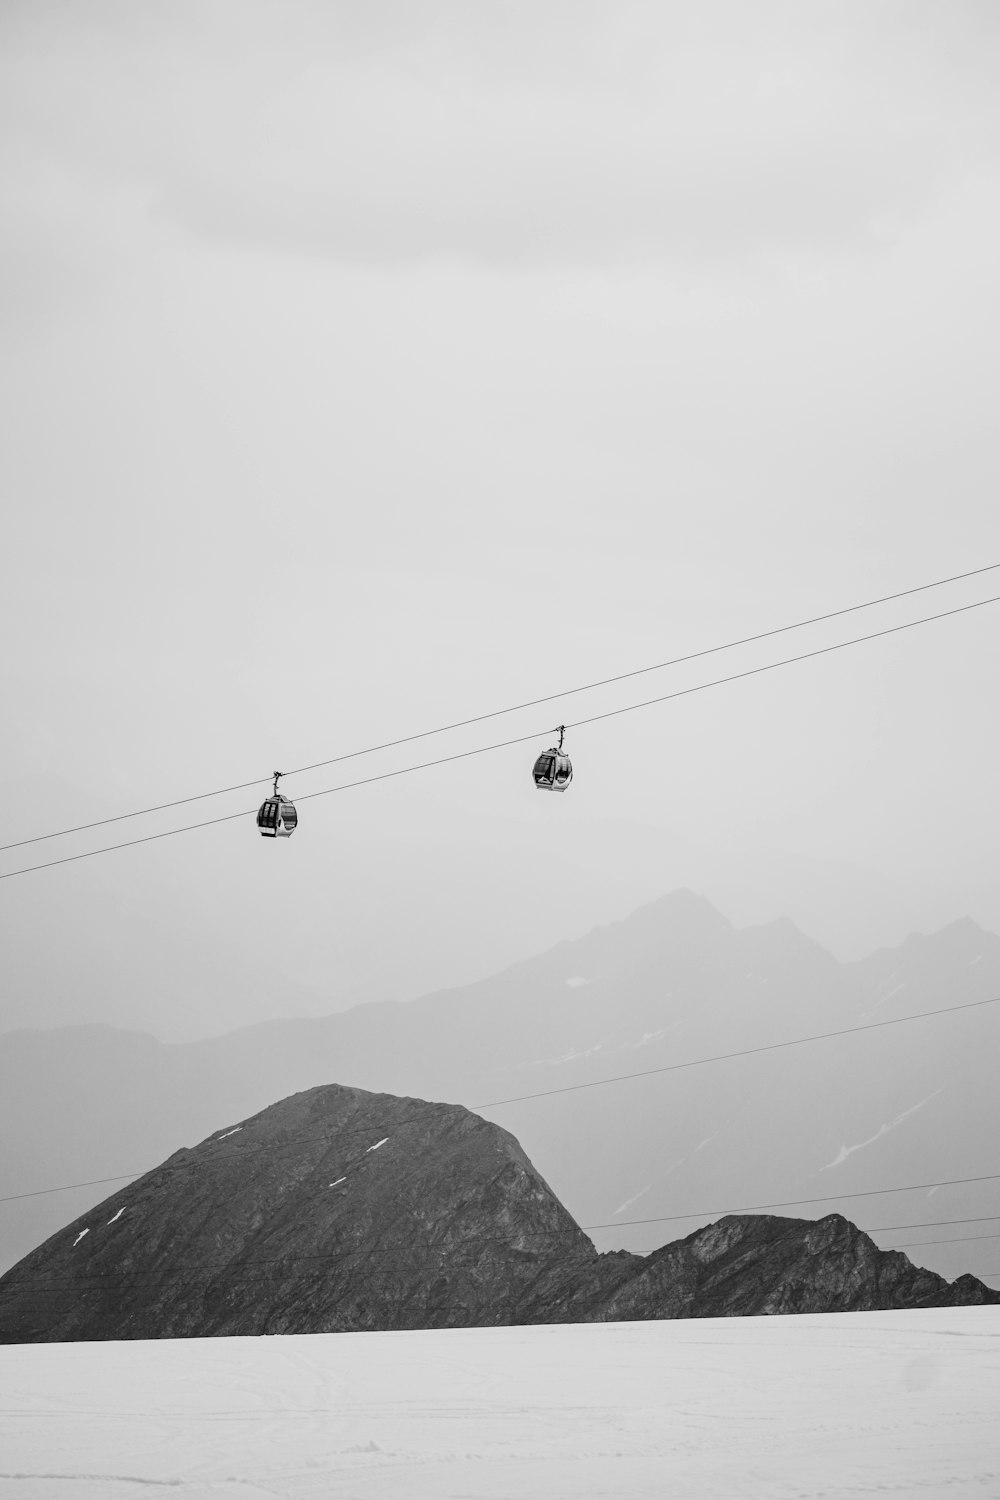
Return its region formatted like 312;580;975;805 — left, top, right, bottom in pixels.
3;1;999;268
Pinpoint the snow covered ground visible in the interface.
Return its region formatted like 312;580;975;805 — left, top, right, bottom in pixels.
2;1309;999;1498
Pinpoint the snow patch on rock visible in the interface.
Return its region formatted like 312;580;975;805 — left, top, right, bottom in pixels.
822;1090;943;1170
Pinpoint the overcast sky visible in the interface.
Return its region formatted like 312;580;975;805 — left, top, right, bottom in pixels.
2;1;1000;1041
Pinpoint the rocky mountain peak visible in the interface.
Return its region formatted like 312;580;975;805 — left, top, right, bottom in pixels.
632;888;735;937
737;914;836;964
0;1084;596;1343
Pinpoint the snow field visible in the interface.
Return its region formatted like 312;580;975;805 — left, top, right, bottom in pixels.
1;1308;999;1498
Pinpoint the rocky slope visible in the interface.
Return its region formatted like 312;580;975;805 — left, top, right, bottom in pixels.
0;1084;995;1343
568;1212;999;1321
0;1084;607;1342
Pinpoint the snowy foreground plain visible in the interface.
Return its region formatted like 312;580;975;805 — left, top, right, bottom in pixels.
2;1309;999;1499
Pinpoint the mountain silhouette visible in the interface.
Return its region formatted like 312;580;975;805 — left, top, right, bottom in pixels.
1;1083;995;1343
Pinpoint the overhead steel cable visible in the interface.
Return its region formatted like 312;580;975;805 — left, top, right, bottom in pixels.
0;729;543;881
3;589;1000;882
0;1174;140;1203
2;1181;999;1297
5;1231;1000;1297
583;1171;1000;1231
284;561;1000;777
887;1231;1000;1250
874;1215;1000;1233
0;777;271;855
473;994;1000;1111
3;560;999;856
0;1108;448;1205
2;992;998;1206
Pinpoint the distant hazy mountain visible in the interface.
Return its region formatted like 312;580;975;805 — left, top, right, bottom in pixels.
1;1083;993;1343
3;890;998;1289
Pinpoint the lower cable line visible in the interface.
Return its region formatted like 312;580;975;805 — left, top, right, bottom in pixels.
2;1172;998;1297
873;1214;1000;1234
583;1171;1000;1232
887;1231;1000;1251
2;992;998;1208
473;993;1000;1110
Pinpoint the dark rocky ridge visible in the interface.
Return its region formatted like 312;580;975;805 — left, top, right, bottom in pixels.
1;1083;995;1343
569;1212;999;1321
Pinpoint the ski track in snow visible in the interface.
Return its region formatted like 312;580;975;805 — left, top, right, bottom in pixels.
0;1476;185;1488
2;1311;999;1498
0;1476;183;1489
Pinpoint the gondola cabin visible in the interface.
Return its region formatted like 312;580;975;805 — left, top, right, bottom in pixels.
257;773;297;837
533;728;573;792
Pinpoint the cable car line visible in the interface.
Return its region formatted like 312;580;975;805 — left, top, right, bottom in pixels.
474;993;1000;1109
582;1171;1000;1231
0;1105;495;1204
886;1231;1000;1250
0;1121;416;1204
2;560;998;856
873;1214;1000;1233
3;589;1000;881
2;1187;1000;1291
2;992;998;1207
1;1171;149;1203
2;1178;999;1299
0;726;545;880
0;804;258;881
560;590;1000;737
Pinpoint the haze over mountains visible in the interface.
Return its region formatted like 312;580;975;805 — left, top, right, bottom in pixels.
6;813;999;1042
3;891;998;1292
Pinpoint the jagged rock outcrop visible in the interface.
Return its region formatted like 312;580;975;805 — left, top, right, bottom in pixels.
563;1212;999;1321
0;1083;995;1343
